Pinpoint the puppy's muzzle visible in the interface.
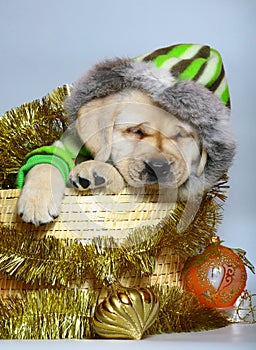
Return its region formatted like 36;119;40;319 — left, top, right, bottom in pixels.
143;159;170;183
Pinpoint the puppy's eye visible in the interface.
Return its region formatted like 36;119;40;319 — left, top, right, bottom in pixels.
173;129;189;140
127;127;145;138
176;132;186;138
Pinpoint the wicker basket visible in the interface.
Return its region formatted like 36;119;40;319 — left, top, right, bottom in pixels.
0;188;185;297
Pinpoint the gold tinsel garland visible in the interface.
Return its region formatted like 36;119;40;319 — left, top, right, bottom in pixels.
0;85;71;190
0;287;229;339
0;289;98;339
0;85;231;339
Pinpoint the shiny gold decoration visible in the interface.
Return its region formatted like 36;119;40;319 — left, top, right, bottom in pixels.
0;289;98;339
93;282;160;340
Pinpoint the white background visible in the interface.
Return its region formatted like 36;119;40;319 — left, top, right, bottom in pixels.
0;0;255;347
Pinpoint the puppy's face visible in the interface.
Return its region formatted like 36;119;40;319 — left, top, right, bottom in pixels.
111;93;201;188
77;90;205;190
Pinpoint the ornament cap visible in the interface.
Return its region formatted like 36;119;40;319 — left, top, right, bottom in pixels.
210;235;221;245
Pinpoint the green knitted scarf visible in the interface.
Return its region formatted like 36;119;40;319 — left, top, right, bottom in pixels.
16;145;92;189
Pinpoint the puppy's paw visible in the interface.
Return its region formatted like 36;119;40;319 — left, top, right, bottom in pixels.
69;160;125;193
18;188;60;226
17;164;65;226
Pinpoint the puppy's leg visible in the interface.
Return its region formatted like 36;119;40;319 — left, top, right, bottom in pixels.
17;164;65;226
69;160;125;193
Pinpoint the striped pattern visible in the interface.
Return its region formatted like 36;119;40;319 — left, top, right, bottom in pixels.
135;43;230;108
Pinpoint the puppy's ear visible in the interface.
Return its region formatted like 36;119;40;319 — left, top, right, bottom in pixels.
76;95;122;162
196;147;207;177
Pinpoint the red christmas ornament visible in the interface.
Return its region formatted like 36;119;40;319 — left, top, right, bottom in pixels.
182;242;247;309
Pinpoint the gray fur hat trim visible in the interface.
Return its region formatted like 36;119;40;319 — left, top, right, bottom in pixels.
64;57;236;196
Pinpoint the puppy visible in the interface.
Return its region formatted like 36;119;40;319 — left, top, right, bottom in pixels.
17;89;206;226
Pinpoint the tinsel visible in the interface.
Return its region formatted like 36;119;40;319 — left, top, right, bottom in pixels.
146;286;229;335
0;85;71;189
0;289;98;339
0;287;229;339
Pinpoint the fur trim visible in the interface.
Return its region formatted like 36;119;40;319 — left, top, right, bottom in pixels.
64;58;236;196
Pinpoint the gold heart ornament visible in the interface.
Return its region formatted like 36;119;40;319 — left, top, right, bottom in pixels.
93;282;160;340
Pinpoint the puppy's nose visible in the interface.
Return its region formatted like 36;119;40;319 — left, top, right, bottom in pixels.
144;159;170;182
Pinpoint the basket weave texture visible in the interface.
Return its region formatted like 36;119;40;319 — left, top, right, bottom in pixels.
0;188;185;296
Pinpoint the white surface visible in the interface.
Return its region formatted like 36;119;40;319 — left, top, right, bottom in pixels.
0;325;255;349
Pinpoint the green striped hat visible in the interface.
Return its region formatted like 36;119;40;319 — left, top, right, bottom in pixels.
135;43;230;108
